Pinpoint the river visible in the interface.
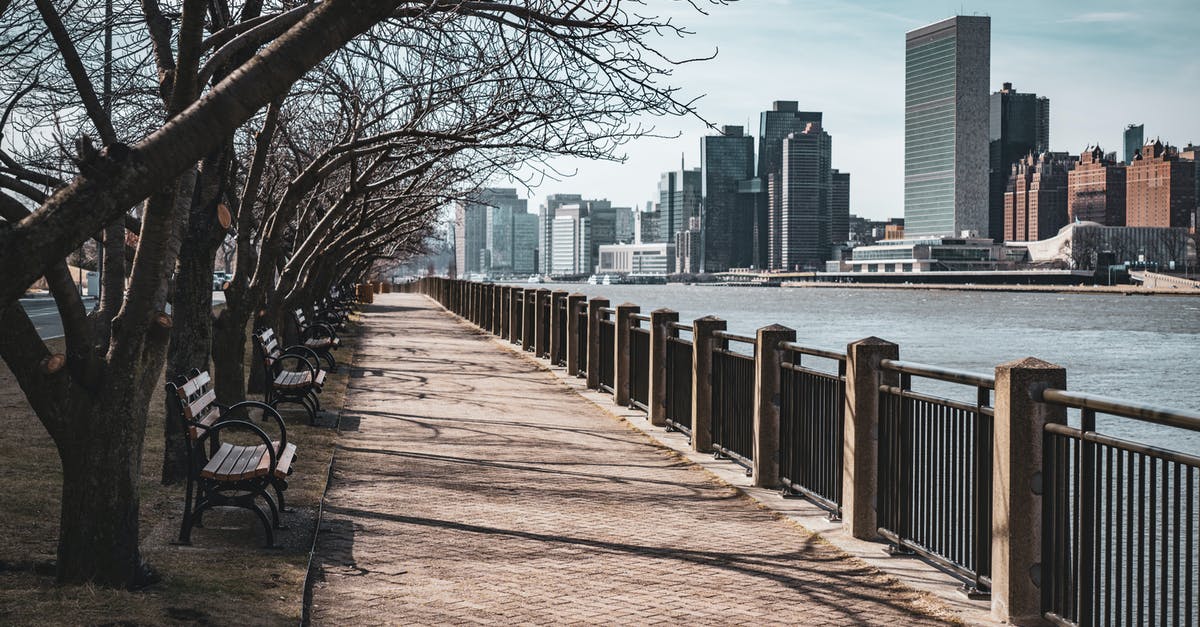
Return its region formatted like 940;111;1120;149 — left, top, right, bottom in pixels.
522;282;1200;454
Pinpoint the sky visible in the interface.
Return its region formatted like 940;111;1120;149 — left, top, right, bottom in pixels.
505;0;1200;221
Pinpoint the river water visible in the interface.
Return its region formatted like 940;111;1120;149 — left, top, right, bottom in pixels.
528;282;1200;454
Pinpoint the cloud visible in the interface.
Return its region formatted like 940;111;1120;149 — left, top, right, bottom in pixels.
1058;11;1139;24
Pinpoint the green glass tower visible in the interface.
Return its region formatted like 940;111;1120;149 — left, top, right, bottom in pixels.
904;16;990;238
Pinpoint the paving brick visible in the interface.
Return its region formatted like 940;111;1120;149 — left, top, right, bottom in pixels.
309;294;952;625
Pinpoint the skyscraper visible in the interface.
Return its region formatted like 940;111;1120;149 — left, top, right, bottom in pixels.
830;170;850;245
904;16;990;238
1123;124;1144;164
537;193;582;274
776;124;832;270
701;125;756;272
757;102;822;267
455;188;529;277
655;167;701;244
989;82;1050;240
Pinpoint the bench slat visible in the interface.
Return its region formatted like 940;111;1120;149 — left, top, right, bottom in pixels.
200;443;237;479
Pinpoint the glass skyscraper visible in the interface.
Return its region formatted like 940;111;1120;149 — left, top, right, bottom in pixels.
904;16;990;238
989;82;1050;241
701;125;755;272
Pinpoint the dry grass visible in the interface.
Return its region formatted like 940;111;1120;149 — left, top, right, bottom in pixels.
0;323;359;625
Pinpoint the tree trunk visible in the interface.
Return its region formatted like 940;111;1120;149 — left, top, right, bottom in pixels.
55;387;152;587
211;306;251;402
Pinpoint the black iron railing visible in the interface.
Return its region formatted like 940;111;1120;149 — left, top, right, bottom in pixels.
575;305;588;376
1038;389;1200;627
711;331;755;472
538;293;551;358
598;308;615;392
512;293;524;345
629;314;651;410
779;343;847;516
877;359;994;594
665;323;693;436
553;298;567;366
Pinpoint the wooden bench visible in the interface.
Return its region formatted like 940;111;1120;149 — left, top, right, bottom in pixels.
292;307;341;372
253;327;327;424
167;369;297;547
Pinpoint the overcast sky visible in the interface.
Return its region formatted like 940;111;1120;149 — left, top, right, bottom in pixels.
507;1;1200;221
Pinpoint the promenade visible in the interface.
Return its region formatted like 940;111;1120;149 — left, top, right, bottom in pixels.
307;293;951;625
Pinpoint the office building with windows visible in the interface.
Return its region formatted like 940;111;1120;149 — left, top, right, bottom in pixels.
904;16;990;238
989;82;1050;240
701;125;756;272
775;125;832;270
1123;124;1144;164
655;167;701;245
1126;140;1196;229
1067;146;1126;226
1003;152;1075;242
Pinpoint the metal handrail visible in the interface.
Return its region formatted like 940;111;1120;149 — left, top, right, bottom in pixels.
781;341;846;362
881;359;995;389
631;312;651;322
1036;387;1200;432
668;321;693;332
598;307;616;315
879;384;996;417
713;330;755;344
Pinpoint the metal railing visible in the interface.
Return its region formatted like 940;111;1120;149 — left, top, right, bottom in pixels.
629;314;651;410
538;293;551;358
512;293;524;345
575;305;588;376
1038;389;1200;627
877;359;994;594
779;343;847;516
553;298;567;366
597;308;615;392
665;322;693;436
711;331;756;472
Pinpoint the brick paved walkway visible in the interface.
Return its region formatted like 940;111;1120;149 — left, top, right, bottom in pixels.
308;293;952;625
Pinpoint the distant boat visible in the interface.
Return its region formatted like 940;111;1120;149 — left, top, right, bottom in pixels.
601;274;623;285
586;274;600;285
527;275;543;284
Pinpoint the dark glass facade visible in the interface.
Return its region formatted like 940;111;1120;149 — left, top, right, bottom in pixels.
777;126;832;270
701;125;755;272
989;83;1050;241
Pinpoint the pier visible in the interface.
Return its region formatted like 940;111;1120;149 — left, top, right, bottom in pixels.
308;293;954;624
390;278;1200;626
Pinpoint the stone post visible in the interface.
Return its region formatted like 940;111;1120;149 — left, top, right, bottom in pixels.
647;309;679;427
842;337;899;540
752;324;795;488
691;316;726;453
586;298;610;389
991;358;1066;625
614;303;640;406
566;293;585;376
549;290;569;364
534;288;552;357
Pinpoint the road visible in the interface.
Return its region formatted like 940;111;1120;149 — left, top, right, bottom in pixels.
20;291;226;340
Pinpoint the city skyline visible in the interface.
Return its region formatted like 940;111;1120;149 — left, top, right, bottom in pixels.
503;1;1199;222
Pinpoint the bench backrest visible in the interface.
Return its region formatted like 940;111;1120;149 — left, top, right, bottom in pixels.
166;370;220;441
253;328;285;365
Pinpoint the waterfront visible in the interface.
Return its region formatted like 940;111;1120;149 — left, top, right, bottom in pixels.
525;282;1200;453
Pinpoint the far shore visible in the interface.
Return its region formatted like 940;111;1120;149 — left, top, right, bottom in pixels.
777;281;1200;296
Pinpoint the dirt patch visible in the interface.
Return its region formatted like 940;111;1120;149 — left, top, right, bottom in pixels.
0;321;360;625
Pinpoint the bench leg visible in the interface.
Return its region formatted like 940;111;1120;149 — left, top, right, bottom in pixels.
272;478;291;514
318;349;336;373
248;500;276;548
176;477;197;545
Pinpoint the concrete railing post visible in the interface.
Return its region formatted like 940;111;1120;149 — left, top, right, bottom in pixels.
586;298;610;389
647;309;678;427
691;316;726;453
842;337;899;540
991;357;1066;625
549;290;569;364
614;303;640;406
752;324;795;488
491;284;500;335
566;293;585;376
534;288;552;357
